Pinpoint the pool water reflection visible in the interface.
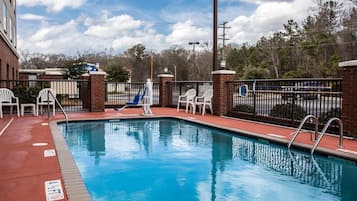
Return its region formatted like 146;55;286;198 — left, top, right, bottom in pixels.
60;118;357;201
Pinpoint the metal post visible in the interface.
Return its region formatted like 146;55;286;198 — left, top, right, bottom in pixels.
213;0;218;71
47;91;50;119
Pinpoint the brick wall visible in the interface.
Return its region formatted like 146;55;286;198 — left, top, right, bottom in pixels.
0;36;19;86
89;72;105;112
340;61;357;136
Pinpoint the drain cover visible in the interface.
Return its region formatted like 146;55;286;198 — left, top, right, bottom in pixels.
32;142;48;147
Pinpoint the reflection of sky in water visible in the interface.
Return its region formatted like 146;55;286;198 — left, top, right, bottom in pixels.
60;119;357;201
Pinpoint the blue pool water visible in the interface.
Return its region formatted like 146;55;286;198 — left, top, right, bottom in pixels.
60;118;357;201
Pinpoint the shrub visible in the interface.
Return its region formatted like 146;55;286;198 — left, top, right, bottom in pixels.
270;103;307;120
319;108;341;124
233;104;254;113
12;86;41;104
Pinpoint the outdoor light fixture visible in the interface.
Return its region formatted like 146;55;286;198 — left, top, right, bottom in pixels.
188;42;200;45
220;59;226;69
164;67;169;73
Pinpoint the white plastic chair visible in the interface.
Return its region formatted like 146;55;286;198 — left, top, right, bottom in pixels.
191;89;213;116
36;88;56;116
177;88;196;113
0;88;20;118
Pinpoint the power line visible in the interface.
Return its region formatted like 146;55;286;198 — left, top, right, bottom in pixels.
218;21;231;69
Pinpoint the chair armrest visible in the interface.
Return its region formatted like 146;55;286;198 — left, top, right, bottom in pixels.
194;96;204;103
178;95;187;101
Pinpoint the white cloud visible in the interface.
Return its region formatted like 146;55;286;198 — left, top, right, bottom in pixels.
17;0;86;12
165;20;211;46
19;13;47;21
228;0;312;44
18;15;168;55
17;0;314;55
84;15;143;38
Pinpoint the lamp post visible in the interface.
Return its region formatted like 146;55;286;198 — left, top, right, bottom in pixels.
188;41;200;52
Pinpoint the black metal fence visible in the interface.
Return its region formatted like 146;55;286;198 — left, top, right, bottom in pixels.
0;79;89;113
226;78;342;130
104;82;160;107
167;81;212;107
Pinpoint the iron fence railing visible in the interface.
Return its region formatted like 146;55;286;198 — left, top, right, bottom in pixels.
168;81;212;107
104;82;160;107
226;78;342;130
0;79;90;113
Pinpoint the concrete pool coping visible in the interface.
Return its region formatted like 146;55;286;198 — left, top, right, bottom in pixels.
50;111;357;201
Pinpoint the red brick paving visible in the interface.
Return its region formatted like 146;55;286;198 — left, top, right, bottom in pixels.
0;108;356;201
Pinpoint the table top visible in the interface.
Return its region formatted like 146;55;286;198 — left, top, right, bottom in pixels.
21;103;35;106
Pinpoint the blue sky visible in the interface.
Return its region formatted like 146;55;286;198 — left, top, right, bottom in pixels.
17;0;313;55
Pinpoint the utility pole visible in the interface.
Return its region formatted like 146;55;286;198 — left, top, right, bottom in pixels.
213;0;218;71
218;21;230;69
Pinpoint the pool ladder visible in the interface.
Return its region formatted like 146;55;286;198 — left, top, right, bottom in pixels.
288;115;343;154
48;90;69;125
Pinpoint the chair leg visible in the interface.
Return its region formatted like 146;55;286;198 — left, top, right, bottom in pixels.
53;105;55;116
202;103;206;116
185;102;189;113
177;102;180;112
17;104;20;117
0;106;2;118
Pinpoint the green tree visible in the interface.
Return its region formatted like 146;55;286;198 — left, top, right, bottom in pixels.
124;44;149;82
62;57;87;79
104;62;129;82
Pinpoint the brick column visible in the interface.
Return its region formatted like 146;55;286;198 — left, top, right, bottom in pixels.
89;72;106;112
81;73;90;109
212;70;236;116
158;74;174;107
339;60;357;137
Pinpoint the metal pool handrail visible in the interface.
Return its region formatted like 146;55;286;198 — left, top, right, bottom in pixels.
288;115;318;149
311;117;343;155
47;90;68;124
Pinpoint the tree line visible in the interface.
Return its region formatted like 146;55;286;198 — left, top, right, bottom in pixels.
20;1;357;82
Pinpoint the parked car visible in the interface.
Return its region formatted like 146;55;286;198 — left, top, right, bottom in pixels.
281;81;329;100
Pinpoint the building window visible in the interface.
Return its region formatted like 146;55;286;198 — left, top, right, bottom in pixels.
2;1;7;32
9;17;12;40
6;64;9;81
12;67;14;80
12;22;15;45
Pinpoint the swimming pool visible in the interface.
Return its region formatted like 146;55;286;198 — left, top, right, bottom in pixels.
60;118;357;201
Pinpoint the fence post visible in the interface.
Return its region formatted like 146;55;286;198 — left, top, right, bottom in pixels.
339;60;357;137
89;71;106;112
158;73;174;107
212;70;236;116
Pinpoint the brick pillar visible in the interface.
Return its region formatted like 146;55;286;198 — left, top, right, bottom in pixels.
158;74;174;107
89;72;106;112
339;60;357;137
81;73;90;109
212;70;236;116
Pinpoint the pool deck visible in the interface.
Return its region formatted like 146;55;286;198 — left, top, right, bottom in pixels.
1;107;357;201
